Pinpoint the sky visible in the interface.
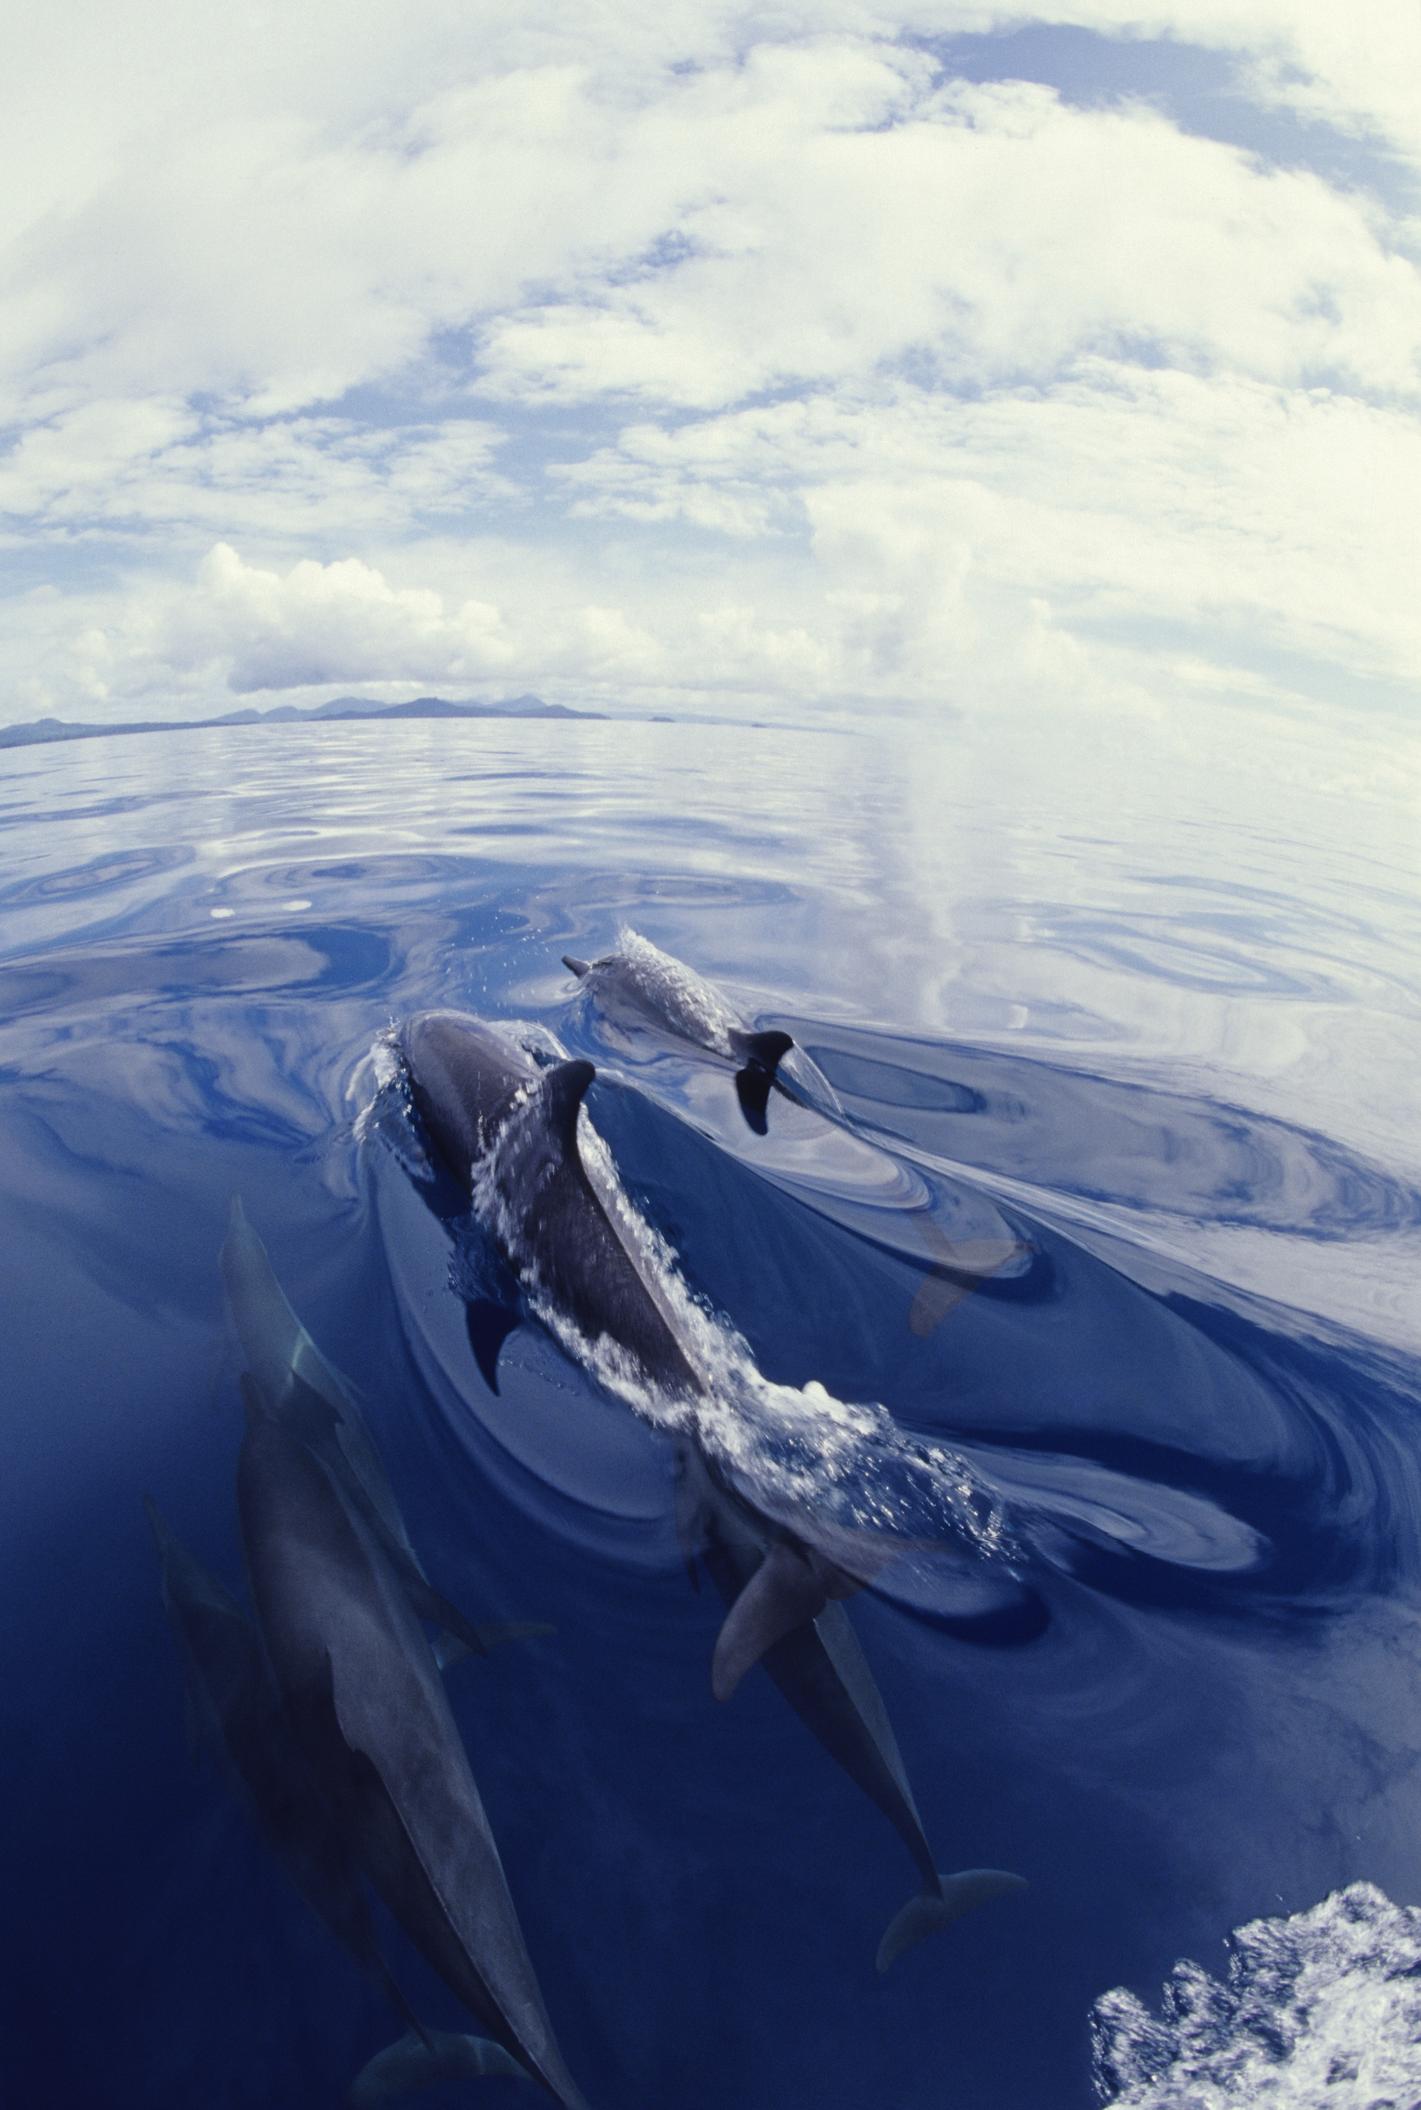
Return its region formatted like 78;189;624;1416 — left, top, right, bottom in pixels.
2;2;1419;725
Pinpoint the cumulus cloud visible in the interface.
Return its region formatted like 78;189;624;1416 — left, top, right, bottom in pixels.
0;408;510;543
2;0;1420;722
560;367;1421;687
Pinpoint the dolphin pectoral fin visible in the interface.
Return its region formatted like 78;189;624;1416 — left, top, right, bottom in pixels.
400;1572;492;1662
433;1621;554;1672
561;955;591;979
464;1299;520;1394
875;1869;1027;1973
711;1542;835;1701
349;2028;527;2106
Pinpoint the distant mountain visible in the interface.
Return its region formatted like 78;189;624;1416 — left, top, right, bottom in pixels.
0;693;599;750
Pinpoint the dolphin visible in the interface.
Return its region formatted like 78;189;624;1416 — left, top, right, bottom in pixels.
398;1008;1025;1964
144;1497;422;2035
562;933;793;1133
221;1197;540;1669
673;1444;1025;1969
399;1011;702;1398
237;1374;591;2109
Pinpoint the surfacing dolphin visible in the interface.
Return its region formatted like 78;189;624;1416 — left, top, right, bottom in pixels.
145;1497;423;2038
562;932;793;1133
238;1373;590;2108
397;1007;1025;1966
399;1011;701;1397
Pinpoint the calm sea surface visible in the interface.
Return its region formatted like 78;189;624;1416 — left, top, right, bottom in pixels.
1;706;1418;2108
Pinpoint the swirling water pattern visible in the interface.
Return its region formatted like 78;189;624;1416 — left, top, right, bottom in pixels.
0;707;1418;2109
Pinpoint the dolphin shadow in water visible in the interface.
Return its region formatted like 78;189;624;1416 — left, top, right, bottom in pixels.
563;934;794;1134
397;1008;1027;1967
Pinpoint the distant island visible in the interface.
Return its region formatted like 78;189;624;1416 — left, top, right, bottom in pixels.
0;692;602;750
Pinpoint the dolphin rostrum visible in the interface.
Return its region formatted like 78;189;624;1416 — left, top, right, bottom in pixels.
562;932;793;1132
398;1007;1025;1965
237;1373;591;2107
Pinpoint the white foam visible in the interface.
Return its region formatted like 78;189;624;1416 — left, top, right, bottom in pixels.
352;1024;430;1167
1092;1882;1421;2107
471;1051;1014;1565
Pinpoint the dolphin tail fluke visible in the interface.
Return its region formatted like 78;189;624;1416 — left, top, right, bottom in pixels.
562;955;591;979
348;2028;527;2105
875;1869;1027;1973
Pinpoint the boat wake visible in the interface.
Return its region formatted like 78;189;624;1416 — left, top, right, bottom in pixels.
1092;1883;1421;2107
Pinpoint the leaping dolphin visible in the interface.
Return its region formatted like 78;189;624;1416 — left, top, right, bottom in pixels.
562;932;793;1132
397;1008;1025;1965
237;1374;591;2108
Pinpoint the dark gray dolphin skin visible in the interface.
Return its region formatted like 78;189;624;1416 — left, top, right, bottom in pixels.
673;1443;1025;1971
400;1010;702;1397
237;1375;590;2108
562;934;793;1133
221;1197;524;1669
398;1007;1024;1966
145;1496;424;2034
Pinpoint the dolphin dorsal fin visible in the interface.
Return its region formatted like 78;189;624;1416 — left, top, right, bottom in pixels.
531;1058;596;1156
728;1027;794;1075
712;1540;836;1701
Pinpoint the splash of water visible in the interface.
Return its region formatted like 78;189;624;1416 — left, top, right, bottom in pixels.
1091;1883;1421;2107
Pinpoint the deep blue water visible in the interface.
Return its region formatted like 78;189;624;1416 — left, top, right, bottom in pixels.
1;710;1418;2109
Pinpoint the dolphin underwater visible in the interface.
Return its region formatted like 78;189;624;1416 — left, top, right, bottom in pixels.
562;933;794;1133
145;1496;427;2037
221;1197;529;1670
237;1373;591;2109
397;1008;1025;1965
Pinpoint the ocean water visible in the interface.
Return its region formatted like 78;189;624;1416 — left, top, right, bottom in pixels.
1;705;1418;2110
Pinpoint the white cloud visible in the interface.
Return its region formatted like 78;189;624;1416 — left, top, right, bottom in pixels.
557;367;1421;692
0;407;511;543
3;1;1421;725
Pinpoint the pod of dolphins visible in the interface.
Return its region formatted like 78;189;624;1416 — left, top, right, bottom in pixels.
147;935;1026;2104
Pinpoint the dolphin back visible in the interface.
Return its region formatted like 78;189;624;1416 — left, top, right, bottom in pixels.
399;1011;533;1184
